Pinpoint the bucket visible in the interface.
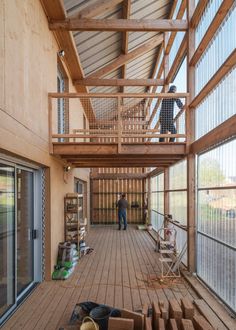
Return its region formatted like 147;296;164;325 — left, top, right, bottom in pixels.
81;316;99;330
89;306;111;330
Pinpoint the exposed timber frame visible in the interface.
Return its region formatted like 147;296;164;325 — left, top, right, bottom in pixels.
40;0;96;121
85;35;164;79
73;79;165;87
49;19;188;32
147;0;187;129
186;0;196;273
120;0;131;94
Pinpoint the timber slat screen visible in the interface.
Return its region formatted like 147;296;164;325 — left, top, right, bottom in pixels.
48;93;188;151
91;168;145;225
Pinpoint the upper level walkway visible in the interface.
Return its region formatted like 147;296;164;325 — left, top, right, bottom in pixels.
49;92;188;167
2;226;234;330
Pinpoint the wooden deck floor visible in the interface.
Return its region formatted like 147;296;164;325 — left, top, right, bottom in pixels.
2;225;200;330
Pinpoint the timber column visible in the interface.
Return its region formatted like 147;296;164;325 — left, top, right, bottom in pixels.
186;0;196;273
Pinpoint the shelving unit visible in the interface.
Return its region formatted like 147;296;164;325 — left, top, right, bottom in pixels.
64;193;87;256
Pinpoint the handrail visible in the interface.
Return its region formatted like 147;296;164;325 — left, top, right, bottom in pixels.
151;209;187;231
49;92;189;98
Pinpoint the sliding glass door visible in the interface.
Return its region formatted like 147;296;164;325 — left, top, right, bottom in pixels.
0;161;42;323
16;169;34;295
0;165;15;317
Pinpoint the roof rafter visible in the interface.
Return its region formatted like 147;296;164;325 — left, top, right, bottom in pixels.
121;0;131;94
40;0;96;121
190;0;235;66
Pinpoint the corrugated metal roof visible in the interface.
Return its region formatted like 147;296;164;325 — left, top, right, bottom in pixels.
63;0;172;118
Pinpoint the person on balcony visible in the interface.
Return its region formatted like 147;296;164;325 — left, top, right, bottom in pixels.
159;85;184;142
117;193;128;230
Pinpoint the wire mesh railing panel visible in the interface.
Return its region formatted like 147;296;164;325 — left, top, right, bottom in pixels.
122;98;148;143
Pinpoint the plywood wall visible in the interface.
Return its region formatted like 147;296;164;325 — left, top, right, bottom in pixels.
0;0;90;276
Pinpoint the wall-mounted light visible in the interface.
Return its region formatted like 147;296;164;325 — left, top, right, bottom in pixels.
58;50;65;57
64;165;71;172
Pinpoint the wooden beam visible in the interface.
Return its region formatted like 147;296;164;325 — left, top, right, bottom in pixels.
72;163;170;168
187;0;196;274
85;35;164;79
146;0;185;96
190;0;235;66
164;168;169;227
163;32;169;92
147;168;165;177
166;34;187;83
190;115;236;154
190;49;236;108
49;19;188;32
40;0;96;121
121;0;131;93
48;92;188;98
70;0;123;19
147;0;187;125
52;142;187;155
190;0;209;28
73;79;165;86
91;172;147;179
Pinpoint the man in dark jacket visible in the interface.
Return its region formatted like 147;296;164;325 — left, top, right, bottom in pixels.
159;85;184;142
117;193;128;230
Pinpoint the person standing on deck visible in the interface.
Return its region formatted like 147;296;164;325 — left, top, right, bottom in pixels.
117;193;128;230
159;85;184;142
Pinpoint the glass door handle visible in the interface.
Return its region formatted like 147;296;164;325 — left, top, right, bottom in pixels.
32;229;38;239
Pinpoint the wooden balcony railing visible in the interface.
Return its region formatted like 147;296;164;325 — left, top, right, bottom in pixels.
48;92;189;154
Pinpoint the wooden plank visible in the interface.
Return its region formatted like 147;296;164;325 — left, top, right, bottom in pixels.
169;319;178;330
190;49;236;108
192;315;214;330
70;0;123;19
73;78;165;86
146;0;186;112
181;298;194;320
190;0;209;28
182;270;236;330
85;35;163;79
108;317;134;330
190;114;236;154
169;298;183;321
121;309;144;330
186;0;196;273
193;299;228;330
190;0;235;66
181;319;195;330
50;19;188;32
52;142;187;155
166;34;187;83
152;301;161;329
48;92;188;98
158;318;166;330
144;317;152;330
2;227;206;330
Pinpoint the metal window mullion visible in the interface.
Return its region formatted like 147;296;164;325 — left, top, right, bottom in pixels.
197;230;236;251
